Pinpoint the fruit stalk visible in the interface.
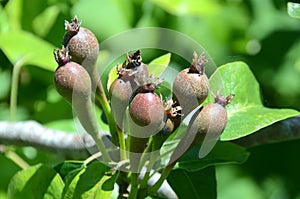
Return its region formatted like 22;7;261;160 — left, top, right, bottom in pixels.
53;48;111;162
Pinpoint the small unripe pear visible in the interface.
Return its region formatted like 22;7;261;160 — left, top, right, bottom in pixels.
173;52;210;115
109;64;136;129
192;92;234;145
53;48;99;139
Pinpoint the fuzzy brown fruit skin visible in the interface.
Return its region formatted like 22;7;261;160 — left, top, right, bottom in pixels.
173;52;209;116
194;103;227;137
54;48;111;162
129;92;165;127
63;17;99;68
54;61;91;103
54;61;97;136
109;76;135;129
64;27;99;67
128;79;166;138
191;93;234;146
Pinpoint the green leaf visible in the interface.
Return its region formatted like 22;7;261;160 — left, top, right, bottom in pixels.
0;31;56;71
62;161;113;199
207;62;299;140
32;5;60;37
54;161;85;182
106;63;121;93
8;164;64;199
167;166;216;199
176;142;249;172
0;5;10;33
4;0;22;30
148;53;171;77
101;171;119;191
288;2;300;19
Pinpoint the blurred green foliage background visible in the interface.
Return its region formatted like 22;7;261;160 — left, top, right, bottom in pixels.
0;0;300;198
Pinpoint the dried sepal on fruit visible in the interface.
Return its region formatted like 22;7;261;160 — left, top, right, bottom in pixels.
125;50;149;84
151;98;183;152
161;98;183;135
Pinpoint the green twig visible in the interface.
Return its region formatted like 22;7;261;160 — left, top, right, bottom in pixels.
83;151;102;166
5;149;30;169
139;144;156;190
137;138;153;172
10;57;27;121
147;162;176;195
128;172;139;199
96;80;119;145
118;127;127;161
92;133;112;163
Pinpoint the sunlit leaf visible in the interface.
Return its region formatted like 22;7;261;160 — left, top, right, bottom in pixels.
106;63;121;92
54;161;85;182
160;62;298;167
62;161;113;199
101;171;119;191
248;0;300;39
148;53;171;77
0;6;10;33
33;5;60;37
288;2;300;19
0;31;56;71
8;164;64;199
4;0;22;30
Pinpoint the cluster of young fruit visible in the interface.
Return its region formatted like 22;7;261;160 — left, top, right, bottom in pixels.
109;49;234;161
52;16;233;166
